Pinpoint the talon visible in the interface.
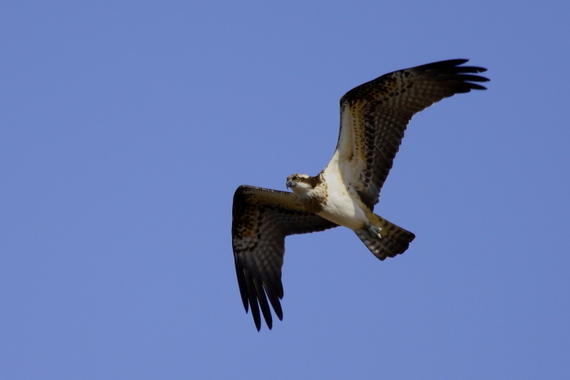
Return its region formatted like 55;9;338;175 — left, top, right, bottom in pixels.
368;225;382;239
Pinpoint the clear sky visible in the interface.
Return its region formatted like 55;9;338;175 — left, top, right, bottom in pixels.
1;0;569;379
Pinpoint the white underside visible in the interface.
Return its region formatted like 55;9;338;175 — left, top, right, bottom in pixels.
318;151;368;230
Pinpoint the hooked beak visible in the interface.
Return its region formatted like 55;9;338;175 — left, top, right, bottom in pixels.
286;180;296;188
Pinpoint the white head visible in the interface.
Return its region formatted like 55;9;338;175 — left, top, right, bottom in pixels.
286;174;317;197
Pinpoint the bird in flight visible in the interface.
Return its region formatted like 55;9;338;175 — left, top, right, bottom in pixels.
232;59;488;330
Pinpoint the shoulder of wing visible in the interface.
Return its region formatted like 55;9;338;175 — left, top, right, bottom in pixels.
233;185;306;213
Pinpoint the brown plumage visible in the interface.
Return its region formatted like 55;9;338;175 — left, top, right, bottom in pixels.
337;59;488;208
232;59;488;330
232;186;336;330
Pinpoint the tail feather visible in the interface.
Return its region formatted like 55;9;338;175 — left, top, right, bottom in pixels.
355;215;415;260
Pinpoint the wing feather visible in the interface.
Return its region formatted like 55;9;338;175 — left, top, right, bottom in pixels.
231;185;337;330
333;59;489;208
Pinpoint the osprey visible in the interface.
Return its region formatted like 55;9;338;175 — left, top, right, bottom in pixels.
232;59;488;330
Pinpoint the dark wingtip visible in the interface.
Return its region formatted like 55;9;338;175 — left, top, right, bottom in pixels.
274;305;284;321
419;58;488;74
457;74;490;82
254;279;273;330
442;58;469;66
235;266;250;312
241;270;284;331
417;58;468;70
251;304;261;331
426;58;490;92
244;275;262;331
468;83;488;90
267;293;283;321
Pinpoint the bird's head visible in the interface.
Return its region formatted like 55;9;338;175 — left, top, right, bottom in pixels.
286;174;318;197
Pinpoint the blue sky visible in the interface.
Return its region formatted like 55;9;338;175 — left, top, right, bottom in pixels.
1;0;569;379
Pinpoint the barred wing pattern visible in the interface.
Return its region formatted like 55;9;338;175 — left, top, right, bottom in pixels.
232;186;337;330
336;59;488;208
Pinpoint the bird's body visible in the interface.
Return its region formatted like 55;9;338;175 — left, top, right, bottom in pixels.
288;165;369;230
232;59;489;330
319;153;370;230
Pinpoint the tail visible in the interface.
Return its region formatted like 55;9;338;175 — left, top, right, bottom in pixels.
355;214;415;260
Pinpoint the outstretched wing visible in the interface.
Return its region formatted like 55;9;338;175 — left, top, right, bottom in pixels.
232;185;337;330
331;59;489;208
